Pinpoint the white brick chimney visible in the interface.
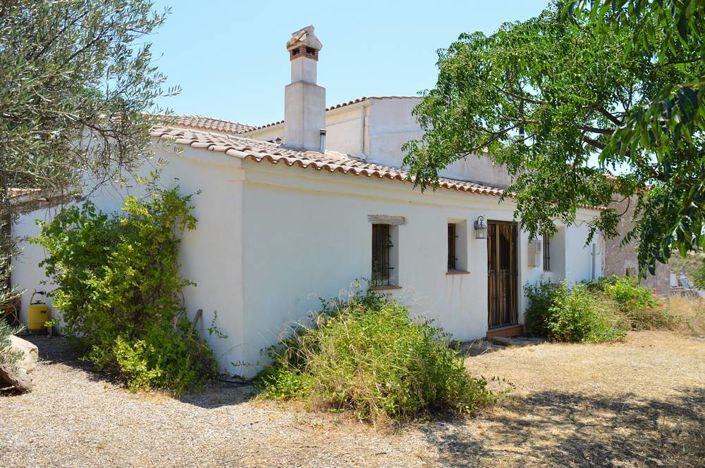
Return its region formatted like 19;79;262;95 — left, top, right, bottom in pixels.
284;25;325;152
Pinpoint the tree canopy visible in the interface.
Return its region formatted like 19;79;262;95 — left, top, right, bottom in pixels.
403;0;705;274
0;0;175;302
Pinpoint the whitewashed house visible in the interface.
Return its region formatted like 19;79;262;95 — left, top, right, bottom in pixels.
12;26;603;377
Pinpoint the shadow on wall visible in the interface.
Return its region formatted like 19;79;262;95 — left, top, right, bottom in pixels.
421;387;705;466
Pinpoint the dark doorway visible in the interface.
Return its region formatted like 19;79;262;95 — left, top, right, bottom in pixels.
487;221;518;328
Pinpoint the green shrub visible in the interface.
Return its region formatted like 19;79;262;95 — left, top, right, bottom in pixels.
256;289;498;422
603;276;657;309
34;179;216;394
524;282;560;337
546;284;624;342
526;276;676;342
596;276;674;330
525;281;624;343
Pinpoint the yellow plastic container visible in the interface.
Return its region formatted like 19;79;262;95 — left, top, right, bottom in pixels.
28;302;49;332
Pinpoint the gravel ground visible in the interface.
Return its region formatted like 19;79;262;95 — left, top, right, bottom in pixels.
1;331;704;467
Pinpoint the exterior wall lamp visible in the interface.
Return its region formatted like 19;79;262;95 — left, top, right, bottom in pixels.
474;216;487;239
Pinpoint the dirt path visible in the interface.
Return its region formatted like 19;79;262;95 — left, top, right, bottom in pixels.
1;331;703;467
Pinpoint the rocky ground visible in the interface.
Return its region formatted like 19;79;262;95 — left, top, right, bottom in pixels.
1;331;704;467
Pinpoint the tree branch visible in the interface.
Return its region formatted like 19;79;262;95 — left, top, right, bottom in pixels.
579;125;614;135
593;105;624;126
581;135;606;150
29;10;90;62
493;85;547;105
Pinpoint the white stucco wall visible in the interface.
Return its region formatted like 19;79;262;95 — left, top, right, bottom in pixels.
564;221;602;283
236;161;601;375
246;97;514;189
439;155;514;188
363;97;422;166
88;146;247;373
539;222;602;285
324;105;366;157
12;207;61;326
11;144;247;375
246;124;283;143
11;140;602;378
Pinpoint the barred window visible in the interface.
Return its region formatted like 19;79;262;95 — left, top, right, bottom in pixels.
543;235;551;271
448;223;457;271
371;224;395;287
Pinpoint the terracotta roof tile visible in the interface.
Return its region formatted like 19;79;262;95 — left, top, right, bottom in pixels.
165;115;255;135
162;97;421;135
8;188;80;213
150;126;505;197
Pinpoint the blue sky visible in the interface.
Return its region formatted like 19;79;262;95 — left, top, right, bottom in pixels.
151;0;549;126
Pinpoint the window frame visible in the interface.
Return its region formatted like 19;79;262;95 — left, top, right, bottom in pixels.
371;223;398;288
447;223;457;271
543;235;551;272
446;219;469;274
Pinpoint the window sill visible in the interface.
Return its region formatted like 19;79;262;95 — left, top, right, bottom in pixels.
446;269;470;275
370;285;402;291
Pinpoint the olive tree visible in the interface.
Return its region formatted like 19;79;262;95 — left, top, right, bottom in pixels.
0;0;177;304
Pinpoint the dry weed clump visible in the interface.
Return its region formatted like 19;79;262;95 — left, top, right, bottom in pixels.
666;295;705;336
256;289;500;423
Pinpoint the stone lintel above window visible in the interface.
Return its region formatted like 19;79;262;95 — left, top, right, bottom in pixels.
367;215;406;225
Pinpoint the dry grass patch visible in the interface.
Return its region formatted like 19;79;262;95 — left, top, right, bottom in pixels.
455;331;705;466
667;295;705;336
470;331;704;398
3;331;704;466
670;251;705;284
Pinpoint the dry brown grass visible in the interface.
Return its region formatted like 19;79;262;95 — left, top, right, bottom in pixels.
2;331;704;467
455;331;705;466
669;251;705;281
667;295;705;336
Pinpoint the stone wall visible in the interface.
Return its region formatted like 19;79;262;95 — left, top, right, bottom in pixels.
602;197;671;295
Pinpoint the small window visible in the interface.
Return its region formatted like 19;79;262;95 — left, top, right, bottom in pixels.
371;224;398;287
543;235;551;271
447;220;468;273
448;224;457;270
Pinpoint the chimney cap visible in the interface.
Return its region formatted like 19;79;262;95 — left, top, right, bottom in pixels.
287;25;322;54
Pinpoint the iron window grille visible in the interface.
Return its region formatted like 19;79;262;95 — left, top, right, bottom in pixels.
448;223;458;271
543;235;551;271
371;224;394;287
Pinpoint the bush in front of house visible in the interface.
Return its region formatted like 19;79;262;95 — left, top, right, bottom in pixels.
34;179;216;394
526;276;676;343
599;276;674;330
256;289;498;422
524;282;560;337
525;282;624;343
547;284;625;342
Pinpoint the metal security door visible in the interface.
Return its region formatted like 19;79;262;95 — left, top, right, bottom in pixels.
487;221;518;328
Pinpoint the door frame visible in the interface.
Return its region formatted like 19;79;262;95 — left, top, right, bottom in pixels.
487;220;519;329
